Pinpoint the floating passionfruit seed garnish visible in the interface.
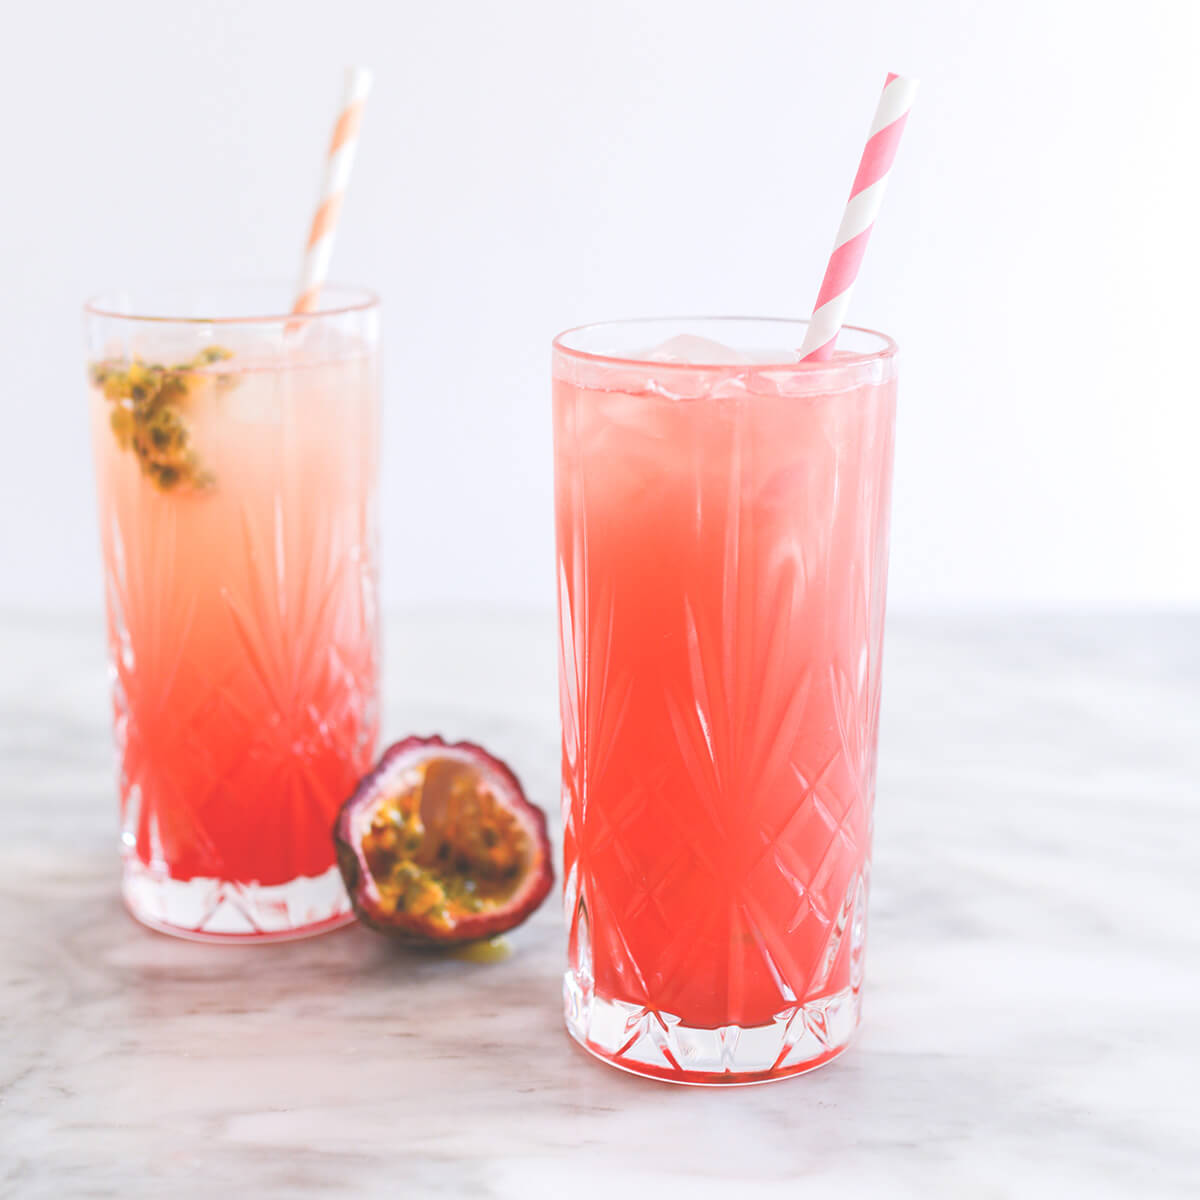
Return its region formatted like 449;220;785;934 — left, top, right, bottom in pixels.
88;346;232;493
334;736;554;945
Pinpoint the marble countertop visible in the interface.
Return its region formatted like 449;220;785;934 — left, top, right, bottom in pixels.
1;611;1197;1197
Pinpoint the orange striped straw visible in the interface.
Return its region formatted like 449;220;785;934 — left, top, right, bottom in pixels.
292;66;373;315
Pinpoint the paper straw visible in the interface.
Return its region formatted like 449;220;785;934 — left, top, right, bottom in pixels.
799;72;918;361
292;66;373;315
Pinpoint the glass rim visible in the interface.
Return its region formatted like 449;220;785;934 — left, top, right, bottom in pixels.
553;315;898;371
83;281;380;326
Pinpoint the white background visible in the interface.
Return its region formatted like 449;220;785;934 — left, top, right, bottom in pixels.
3;0;1197;614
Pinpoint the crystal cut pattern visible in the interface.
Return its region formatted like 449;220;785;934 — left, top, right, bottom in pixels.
94;353;379;941
553;357;895;1082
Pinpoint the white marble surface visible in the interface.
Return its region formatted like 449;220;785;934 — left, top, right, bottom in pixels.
1;611;1197;1198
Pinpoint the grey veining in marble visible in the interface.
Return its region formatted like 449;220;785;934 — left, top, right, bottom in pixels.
1;612;1198;1198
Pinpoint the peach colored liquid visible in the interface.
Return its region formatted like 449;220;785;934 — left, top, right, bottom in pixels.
89;351;379;889
554;358;895;1040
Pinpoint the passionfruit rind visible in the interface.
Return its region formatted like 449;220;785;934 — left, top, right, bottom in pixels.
334;736;554;945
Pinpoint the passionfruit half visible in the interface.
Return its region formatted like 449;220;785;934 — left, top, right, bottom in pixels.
334;736;553;944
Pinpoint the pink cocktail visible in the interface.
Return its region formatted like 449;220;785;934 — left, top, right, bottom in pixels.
553;318;897;1083
85;285;380;941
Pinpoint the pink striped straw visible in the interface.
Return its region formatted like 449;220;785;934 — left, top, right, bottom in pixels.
799;72;918;361
293;66;373;315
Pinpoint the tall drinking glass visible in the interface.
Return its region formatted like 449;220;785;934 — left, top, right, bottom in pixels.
84;285;380;941
552;318;897;1083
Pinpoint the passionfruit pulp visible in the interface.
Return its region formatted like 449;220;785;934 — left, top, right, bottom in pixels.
334;736;553;944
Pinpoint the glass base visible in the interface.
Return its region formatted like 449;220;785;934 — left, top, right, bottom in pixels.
564;973;861;1085
121;858;355;943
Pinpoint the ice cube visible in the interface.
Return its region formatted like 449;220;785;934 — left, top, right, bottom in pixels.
642;334;752;365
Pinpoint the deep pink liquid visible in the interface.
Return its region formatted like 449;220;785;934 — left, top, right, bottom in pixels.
555;359;896;1037
91;353;379;888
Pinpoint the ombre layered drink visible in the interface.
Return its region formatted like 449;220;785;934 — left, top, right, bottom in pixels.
85;285;380;941
553;319;897;1082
